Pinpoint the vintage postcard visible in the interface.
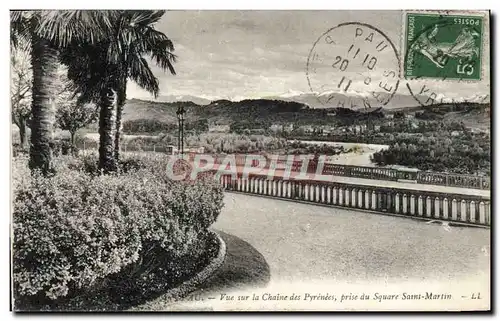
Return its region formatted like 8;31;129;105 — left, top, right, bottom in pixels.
10;10;490;312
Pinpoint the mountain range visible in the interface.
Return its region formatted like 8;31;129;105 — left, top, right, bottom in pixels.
122;93;490;132
155;90;490;110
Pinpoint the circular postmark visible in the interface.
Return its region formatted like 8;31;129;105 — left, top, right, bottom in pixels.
404;12;486;107
306;22;401;109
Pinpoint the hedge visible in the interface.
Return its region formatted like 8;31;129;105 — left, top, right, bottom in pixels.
12;154;224;308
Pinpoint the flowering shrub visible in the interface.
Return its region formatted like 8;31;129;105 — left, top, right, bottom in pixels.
51;139;79;156
12;155;224;307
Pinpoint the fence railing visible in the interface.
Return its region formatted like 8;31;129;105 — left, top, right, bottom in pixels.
319;163;490;190
217;173;491;227
208;154;490;190
77;141;175;154
75;144;491;190
320;163;400;181
416;172;490;190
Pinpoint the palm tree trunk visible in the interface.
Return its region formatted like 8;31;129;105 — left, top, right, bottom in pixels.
29;30;57;175
114;79;126;161
98;89;117;173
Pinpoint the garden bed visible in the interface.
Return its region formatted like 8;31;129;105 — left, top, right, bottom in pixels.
12;154;225;311
43;231;225;311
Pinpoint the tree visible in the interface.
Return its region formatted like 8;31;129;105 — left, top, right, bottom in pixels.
106;10;176;162
61;45;120;173
60;10;177;172
11;10;115;175
394;111;405;119
55;69;98;150
10;49;32;149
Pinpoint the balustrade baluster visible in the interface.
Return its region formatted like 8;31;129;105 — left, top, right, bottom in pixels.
470;201;476;223
386;192;392;212
451;199;458;221
418;195;424;216
350;189;356;208
219;174;489;227
461;200;467;222
434;197;441;219
479;202;486;224
426;196;432;217
443;198;449;220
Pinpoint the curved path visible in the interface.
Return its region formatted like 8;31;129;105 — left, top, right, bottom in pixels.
215;193;489;283
167;193;490;311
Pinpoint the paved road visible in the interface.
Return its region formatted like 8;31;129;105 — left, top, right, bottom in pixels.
207;164;490;197
158;193;490;311
214;193;490;284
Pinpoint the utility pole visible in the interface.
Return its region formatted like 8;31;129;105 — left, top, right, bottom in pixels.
176;105;186;155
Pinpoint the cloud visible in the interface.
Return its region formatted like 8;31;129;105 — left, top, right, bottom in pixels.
126;11;490;102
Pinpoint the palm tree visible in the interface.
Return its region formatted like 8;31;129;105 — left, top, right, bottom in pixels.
61;10;176;171
10;10;114;175
106;10;176;161
61;43;121;173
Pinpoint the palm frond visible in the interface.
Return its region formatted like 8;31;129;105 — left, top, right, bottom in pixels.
10;10;32;52
60;43;120;104
133;26;177;74
148;42;177;75
126;10;165;27
58;10;174;101
36;10;118;48
128;56;159;97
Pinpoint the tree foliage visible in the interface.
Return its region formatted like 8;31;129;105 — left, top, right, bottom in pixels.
11;48;32;148
10;10;122;175
59;10;177;165
55;69;98;146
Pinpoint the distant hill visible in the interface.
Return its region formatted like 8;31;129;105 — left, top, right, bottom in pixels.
155;94;211;105
122;99;200;123
264;92;422;109
153;91;489;110
122;98;490;130
123;98;322;125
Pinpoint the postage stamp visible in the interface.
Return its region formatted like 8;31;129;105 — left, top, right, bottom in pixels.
404;13;484;80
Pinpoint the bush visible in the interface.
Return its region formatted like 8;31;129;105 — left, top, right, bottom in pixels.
12;143;28;157
70;153;147;176
12;155;224;308
12;167;142;304
51;139;79;156
118;158;147;173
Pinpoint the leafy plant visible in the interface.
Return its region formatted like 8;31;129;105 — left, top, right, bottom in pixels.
12;155;224;307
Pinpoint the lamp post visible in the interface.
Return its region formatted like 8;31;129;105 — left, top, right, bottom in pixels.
176;105;186;155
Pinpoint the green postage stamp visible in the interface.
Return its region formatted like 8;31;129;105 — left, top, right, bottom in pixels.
404;12;484;80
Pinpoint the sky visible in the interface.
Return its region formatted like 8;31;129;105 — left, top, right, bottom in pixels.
127;10;490;102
